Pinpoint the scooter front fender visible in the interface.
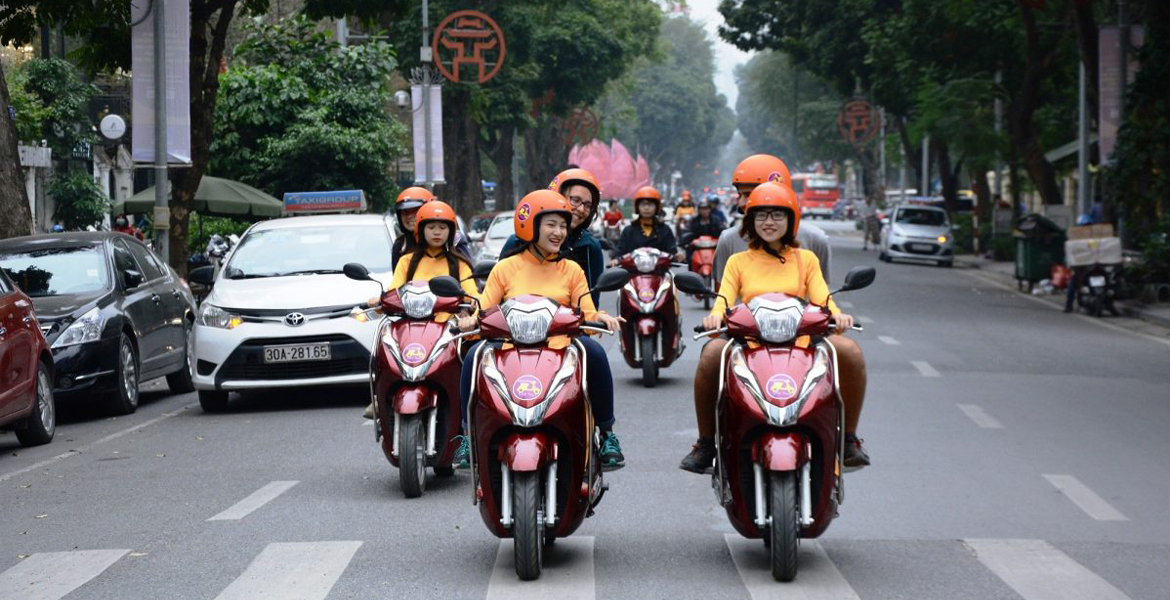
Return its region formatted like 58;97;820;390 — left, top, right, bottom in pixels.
755;432;808;471
500;432;553;472
393;385;439;415
635;316;659;336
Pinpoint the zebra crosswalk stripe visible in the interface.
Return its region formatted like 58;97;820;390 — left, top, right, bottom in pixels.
724;535;860;600
486;536;595;600
0;549;128;600
213;541;362;600
965;539;1132;600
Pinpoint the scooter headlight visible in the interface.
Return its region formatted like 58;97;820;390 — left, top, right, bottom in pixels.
503;298;557;345
634;250;658;273
749;297;804;344
400;284;438;319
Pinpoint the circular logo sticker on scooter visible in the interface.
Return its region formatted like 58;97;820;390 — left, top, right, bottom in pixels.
512;375;544;402
516;203;532;222
765;374;798;401
638;288;656;302
402;343;427;365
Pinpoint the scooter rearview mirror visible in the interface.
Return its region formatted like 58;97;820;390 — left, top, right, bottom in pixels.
429;275;465;298
673;272;708;295
473;261;496;280
835;266;876;294
343;262;371;282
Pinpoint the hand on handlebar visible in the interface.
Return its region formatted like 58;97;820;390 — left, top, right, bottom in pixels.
595;313;624;332
831;313;855;331
702;313;723;332
456;315;478;332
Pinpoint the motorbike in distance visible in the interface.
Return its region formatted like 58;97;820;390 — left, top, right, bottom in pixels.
675;266;875;582
687;235;720;310
428;268;631;581
613;247;685;387
343;263;474;498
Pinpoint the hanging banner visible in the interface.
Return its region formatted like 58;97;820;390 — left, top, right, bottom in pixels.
411;84;445;184
1098;25;1145;162
131;0;192;164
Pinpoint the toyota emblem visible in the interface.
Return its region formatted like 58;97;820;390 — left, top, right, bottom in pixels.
284;312;306;326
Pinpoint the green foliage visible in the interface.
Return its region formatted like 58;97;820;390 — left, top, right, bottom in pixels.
49;170;108;230
189;215;252;254
0;0;131;74
9;59;98;158
209;16;408;212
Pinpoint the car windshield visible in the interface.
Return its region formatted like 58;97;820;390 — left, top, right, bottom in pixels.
0;245;109;297
487;218;514;239
896;208;947;227
226;225;392;278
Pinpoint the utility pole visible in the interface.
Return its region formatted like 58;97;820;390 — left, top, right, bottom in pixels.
920;135;930;196
1077;62;1090;218
153;0;169;262
993;70;1003;237
1116;0;1129;242
335;17;348;47
421;0;433;188
878;107;886;192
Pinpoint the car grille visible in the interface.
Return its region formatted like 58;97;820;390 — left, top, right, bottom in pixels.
216;334;370;383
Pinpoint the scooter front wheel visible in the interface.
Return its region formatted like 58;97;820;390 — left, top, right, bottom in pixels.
512;471;545;580
640;335;658;388
398;414;426;498
768;471;799;582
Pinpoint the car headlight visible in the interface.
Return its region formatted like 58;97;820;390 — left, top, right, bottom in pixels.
634;252;658;273
52;306;104;348
937;235;949;243
750;297;804;344
199;303;243;330
503;299;557;345
400;285;438;319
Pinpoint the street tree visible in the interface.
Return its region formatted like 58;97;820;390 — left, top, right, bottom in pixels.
0;60;32;238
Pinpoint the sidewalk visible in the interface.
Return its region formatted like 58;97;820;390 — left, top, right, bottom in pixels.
954;254;1170;330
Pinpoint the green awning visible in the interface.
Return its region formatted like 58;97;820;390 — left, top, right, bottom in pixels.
112;176;283;219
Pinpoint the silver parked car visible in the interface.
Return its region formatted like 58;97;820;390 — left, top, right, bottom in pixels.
879;204;954;267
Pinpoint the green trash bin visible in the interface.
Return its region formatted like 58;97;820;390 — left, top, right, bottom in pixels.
1014;214;1066;291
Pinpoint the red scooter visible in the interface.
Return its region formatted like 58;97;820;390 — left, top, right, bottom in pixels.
676;267;875;582
688;235;719;310
615;247;684;387
344;263;470;498
428;269;629;581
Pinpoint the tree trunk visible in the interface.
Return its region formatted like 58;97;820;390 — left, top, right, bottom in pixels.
168;0;240;275
487;123;515;210
1009;1;1064;207
0;61;34;239
970;159;992;224
439;86;483;220
935;138;962;215
524;114;567;193
894;116;922;194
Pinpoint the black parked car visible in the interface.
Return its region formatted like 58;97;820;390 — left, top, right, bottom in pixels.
0;232;197;415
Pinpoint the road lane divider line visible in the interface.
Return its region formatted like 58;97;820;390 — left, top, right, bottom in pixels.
724;535;860;600
964;539;1132;600
486;536;595;600
911;361;941;377
956;404;1004;429
877;335;901;345
838;300;855;309
857;315;875;324
213;541;361;600
961;269;1170;349
1041;474;1129;521
0;402;197;483
0;549;128;600
208;481;300;521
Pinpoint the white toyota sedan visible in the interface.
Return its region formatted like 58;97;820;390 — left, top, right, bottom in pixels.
189;214;394;411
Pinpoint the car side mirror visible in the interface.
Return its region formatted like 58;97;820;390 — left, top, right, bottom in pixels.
429;275;465;298
674;272;709;295
343;262;372;282
188;265;215;286
123;269;145;289
591;268;630;293
838;266;876;293
473;261;496;280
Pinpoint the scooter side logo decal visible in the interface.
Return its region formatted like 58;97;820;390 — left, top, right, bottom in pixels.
765;373;798;401
512;375;543;401
516;203;532;222
638;287;656;302
402;343;427;365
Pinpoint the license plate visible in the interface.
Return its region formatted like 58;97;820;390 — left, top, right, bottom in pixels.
1089;276;1106;287
263;343;331;363
910;243;934;252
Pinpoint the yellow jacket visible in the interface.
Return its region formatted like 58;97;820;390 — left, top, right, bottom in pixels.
711;247;839;318
481;249;600;348
391;251;479;321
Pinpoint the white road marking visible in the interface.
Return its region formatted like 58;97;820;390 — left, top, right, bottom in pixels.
486;536;595;600
837;300;855;309
911;361;940;377
1042;474;1129;521
213;541;362;600
0;403;197;483
0;549;128;600
961;269;1170;349
208;481;299;521
857;315;875;324
956;404;1004;429
965;539;1132;600
361;419;374;426
724;535;860;600
877;335;901;345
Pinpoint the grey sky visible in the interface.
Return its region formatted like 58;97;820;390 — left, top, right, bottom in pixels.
682;0;752;110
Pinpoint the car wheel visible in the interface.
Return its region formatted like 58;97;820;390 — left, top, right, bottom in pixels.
938;260;953;268
107;334;140;415
16;362;56;447
166;322;196;393
198;390;230;412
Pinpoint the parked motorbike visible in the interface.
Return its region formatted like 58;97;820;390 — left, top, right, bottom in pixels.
676;266;875;582
343;263;471;498
687;235;720;310
614;247;684;387
1075;263;1122;317
428;269;629;581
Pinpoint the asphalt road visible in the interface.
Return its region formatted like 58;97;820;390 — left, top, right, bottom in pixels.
3;220;1169;600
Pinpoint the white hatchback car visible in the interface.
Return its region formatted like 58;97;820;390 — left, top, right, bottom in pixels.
879;204;954;267
189;214;395;411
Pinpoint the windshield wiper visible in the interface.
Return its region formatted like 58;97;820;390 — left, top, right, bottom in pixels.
225;270;277;279
279;269;345;276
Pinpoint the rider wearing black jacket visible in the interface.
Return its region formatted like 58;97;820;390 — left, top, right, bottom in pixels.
614;186;682;260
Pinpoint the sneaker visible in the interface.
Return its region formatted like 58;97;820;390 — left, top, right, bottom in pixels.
362;403;374;419
600;431;625;468
453;435;470;469
843;433;870;471
679;438;716;474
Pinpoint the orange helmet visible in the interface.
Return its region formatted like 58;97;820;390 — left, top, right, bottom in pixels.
633;185;662;211
413;200;458;238
733;154;792;189
395;186;435;212
746;181;801;238
514;190;572;243
549;168;601;228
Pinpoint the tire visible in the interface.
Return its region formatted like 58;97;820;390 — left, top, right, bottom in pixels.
166;322;196;393
198;390;230;412
768;471;800;582
16;362;55;447
639;335;658;388
512;470;545;581
399;414;426;498
107;334;140;416
879;251;890;263
938;260;953;268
